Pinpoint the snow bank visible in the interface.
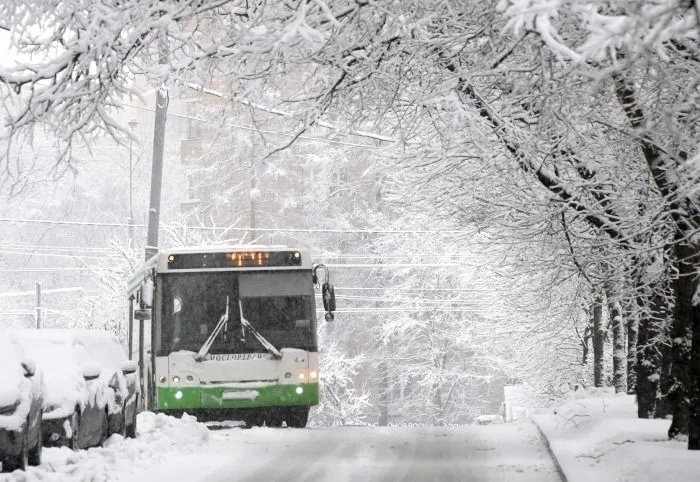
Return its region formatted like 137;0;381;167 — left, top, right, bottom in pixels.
0;412;210;480
532;388;700;482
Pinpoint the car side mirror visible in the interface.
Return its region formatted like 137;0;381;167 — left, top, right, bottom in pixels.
121;360;138;375
21;360;36;378
82;363;101;381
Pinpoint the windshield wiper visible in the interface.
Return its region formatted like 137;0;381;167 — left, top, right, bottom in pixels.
194;296;230;362
239;300;282;359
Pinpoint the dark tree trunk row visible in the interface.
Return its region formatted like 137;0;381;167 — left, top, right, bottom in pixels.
457;73;699;445
613;73;700;448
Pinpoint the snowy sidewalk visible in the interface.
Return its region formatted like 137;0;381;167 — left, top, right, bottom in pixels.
531;389;700;482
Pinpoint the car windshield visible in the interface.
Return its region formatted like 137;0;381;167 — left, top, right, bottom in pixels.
73;334;126;369
157;271;317;356
12;335;84;405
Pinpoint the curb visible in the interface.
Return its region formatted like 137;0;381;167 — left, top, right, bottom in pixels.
531;417;568;482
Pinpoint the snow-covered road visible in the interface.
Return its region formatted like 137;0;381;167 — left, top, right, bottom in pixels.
1;414;561;481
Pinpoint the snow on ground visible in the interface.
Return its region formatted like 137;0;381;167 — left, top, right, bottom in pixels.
138;420;559;481
1;412;557;482
0;413;211;481
532;388;700;482
5;390;699;482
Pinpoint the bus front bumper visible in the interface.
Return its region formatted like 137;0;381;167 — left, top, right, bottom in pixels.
156;383;319;411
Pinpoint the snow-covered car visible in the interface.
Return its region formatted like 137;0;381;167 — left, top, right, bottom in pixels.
11;329;136;450
68;330;139;438
474;414;505;425
0;334;44;472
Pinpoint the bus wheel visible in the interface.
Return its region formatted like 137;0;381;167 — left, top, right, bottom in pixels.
265;412;283;428
243;412;263;428
285;407;309;428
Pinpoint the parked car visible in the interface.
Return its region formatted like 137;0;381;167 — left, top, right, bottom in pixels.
0;334;44;472
474;414;505;425
11;329;138;450
68;330;139;438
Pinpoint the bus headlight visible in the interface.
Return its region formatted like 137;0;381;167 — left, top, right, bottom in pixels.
159;376;167;384
175;391;183;400
295;387;303;395
310;370;318;379
172;376;180;383
298;372;305;380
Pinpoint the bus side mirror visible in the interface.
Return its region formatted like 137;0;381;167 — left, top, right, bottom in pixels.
322;282;336;322
134;309;151;321
141;278;154;309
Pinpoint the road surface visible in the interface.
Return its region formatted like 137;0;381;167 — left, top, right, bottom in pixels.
3;414;561;481
141;421;561;482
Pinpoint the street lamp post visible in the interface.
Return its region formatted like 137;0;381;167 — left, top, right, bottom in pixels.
128;119;138;248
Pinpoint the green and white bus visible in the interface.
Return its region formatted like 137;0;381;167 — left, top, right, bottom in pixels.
126;245;335;428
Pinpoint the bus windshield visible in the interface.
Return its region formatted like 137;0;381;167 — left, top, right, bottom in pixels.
157;271;317;356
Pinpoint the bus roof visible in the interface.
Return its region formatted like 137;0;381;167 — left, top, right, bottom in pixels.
127;245;312;293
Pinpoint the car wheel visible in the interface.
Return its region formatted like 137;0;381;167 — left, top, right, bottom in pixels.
69;410;80;451
117;403;127;437
101;411;109;444
125;399;138;439
3;436;28;472
28;415;43;466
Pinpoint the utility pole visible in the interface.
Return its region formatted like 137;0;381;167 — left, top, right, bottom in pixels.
128;119;138;249
250;158;257;241
145;86;168;261
35;282;41;329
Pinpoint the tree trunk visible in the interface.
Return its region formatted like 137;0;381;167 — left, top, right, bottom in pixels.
636;290;667;418
607;291;626;394
668;242;695;439
688;275;700;450
656;340;674;419
627;310;638;395
377;360;390;426
593;297;605;388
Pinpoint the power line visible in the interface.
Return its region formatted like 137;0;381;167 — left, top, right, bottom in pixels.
0;244;110;252
0;250;109;260
321;294;487;306
0;268;94;272
0;287;85;298
321;308;491;313
314;254;482;259
334;287;488;292
325;263;478;268
184;83;395;143
0;217;475;235
122;102;382;149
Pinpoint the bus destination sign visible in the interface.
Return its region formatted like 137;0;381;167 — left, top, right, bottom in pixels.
167;250;302;269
